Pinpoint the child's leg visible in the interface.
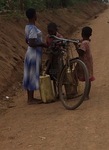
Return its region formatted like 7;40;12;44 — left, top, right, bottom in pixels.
27;90;42;104
86;80;91;100
53;80;58;99
27;90;34;102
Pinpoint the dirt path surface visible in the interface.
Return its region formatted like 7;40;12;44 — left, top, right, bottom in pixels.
1;7;109;150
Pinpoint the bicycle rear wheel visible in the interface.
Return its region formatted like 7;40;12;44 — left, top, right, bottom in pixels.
58;58;89;110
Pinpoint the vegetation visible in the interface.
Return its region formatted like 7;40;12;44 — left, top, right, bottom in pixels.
0;0;101;11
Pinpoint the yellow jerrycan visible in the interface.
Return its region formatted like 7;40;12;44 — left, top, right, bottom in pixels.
39;74;55;103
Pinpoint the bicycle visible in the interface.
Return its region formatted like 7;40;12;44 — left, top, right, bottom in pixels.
43;35;89;110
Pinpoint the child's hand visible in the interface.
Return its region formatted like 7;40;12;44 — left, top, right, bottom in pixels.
41;43;48;48
74;43;79;49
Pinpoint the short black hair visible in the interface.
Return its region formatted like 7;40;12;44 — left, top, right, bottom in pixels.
82;26;92;38
47;22;58;31
26;8;36;19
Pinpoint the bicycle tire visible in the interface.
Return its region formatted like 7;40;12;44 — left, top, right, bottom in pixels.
58;58;89;110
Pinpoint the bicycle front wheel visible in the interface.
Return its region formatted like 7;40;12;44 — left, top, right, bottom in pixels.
59;58;89;110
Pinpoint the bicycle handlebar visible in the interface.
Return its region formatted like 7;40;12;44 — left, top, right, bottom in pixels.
49;35;80;44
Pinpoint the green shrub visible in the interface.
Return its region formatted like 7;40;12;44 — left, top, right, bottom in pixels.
0;0;99;11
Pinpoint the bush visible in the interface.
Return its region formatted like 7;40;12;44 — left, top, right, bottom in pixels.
0;0;98;11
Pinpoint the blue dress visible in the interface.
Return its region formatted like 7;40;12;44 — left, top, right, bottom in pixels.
23;24;42;91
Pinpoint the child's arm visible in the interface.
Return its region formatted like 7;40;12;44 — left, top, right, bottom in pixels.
76;48;85;57
28;38;47;48
74;43;85;57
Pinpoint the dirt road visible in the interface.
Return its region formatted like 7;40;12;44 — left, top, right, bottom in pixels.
1;7;109;150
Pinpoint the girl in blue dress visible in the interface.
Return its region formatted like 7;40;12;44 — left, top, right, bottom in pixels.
23;8;46;104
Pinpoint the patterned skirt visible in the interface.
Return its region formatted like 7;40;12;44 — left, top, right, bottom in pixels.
23;48;42;91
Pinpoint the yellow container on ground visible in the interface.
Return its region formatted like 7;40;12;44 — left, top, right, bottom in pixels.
39;74;55;103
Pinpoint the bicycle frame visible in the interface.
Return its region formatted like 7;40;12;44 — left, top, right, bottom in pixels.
43;35;80;97
42;35;89;110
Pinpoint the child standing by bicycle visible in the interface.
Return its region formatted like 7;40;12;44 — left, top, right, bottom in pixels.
44;22;64;98
45;22;63;79
75;26;95;100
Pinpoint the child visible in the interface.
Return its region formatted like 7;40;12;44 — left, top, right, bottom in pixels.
75;26;95;100
45;22;63;79
45;22;63;97
23;8;46;104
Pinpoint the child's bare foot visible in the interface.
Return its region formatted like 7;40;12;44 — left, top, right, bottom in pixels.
27;98;43;105
84;96;90;101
